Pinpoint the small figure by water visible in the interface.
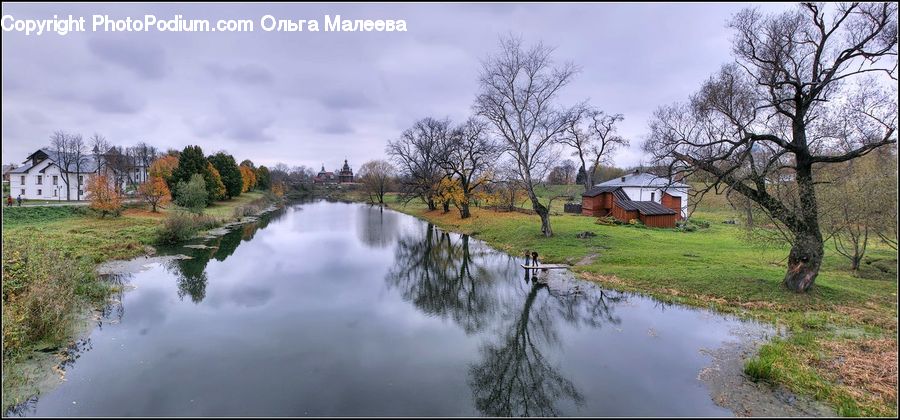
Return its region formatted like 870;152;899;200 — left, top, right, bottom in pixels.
531;251;539;266
16;195;22;207
524;250;532;266
6;195;12;207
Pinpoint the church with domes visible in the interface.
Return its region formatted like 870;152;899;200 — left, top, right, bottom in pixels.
314;159;354;184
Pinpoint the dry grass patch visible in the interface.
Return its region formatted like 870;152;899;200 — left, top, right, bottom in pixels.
819;338;898;408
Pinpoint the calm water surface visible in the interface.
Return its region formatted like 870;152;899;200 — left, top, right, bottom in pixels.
10;200;771;416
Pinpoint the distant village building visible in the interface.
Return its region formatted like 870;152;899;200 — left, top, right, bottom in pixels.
314;160;354;184
581;170;690;228
2;164;17;184
9;147;149;200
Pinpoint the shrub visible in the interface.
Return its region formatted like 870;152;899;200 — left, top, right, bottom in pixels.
156;211;221;245
175;174;208;214
156;212;198;244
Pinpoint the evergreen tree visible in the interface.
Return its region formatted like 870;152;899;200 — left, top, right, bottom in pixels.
208;152;243;199
170;145;209;199
256;166;271;190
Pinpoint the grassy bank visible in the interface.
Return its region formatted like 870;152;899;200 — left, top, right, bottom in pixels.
1;191;276;410
348;190;897;417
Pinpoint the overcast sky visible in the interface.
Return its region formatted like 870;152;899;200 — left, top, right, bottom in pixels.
1;2;795;171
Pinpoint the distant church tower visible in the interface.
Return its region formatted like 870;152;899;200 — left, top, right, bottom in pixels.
338;159;354;183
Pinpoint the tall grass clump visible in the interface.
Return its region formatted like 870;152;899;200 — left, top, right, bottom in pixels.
232;192;278;218
155;211;220;245
2;238;97;360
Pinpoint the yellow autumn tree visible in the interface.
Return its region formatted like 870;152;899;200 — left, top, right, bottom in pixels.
239;165;257;192
87;173;122;218
139;176;171;212
206;162;226;202
434;177;465;214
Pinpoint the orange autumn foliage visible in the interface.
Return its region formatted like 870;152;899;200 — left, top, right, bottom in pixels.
86;173;123;217
139;176;172;212
240;165;257;192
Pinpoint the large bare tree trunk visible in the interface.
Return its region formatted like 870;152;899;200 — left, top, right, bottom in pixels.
529;193;552;237
785;158;824;293
784;228;824;292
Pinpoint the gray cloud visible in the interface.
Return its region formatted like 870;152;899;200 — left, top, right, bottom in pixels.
87;36;167;80
207;63;273;85
320;90;374;111
2;2;797;170
319;120;355;135
89;91;147;114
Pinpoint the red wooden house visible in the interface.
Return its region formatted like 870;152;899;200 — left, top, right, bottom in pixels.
581;186;682;228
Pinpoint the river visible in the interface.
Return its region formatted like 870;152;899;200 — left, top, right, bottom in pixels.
8;200;781;416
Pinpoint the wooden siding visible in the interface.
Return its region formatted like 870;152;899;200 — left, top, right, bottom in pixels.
639;213;678;228
661;193;682;220
582;190;679;227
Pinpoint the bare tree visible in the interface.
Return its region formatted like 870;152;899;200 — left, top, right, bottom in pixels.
474;36;581;236
89;133;110;174
645;3;897;292
439;117;501;218
50;131;89;201
820;146;898;270
387;117;452;211
358;160;396;204
134;141;158;183
561;108;628;190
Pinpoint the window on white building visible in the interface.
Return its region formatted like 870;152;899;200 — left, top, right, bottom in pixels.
651;192;655;202
78;175;84;185
20;176;25;184
53;176;58;185
20;189;25;195
37;189;42;195
37;175;42;185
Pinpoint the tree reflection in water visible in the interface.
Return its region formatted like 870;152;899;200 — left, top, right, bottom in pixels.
357;205;399;249
163;209;281;303
386;222;628;416
386;223;507;334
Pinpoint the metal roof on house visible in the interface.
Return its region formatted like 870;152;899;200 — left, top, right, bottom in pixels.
9;163;34;174
582;185;620;197
617;199;676;216
583;185;678;216
596;172;689;189
21;148;100;173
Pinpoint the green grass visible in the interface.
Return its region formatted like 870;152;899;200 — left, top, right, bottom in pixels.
366;188;897;417
2;205;88;227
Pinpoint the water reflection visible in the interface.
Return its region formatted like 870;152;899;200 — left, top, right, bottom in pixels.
163;209;283;303
386;224;505;334
386;221;630;416
357;205;399;249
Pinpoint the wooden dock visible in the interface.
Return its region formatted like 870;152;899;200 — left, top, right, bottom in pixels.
520;264;569;270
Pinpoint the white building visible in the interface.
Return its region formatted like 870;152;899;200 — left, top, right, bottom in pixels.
9;148;149;201
594;171;690;218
